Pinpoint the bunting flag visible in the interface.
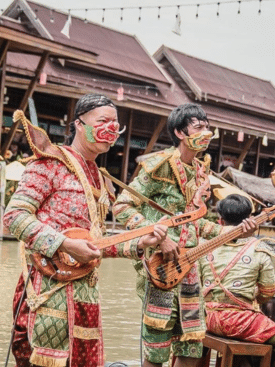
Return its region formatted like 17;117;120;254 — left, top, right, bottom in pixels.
172;7;181;36
61;13;72;38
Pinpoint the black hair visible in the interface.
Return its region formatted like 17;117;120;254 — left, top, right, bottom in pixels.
64;93;116;145
216;194;252;226
167;103;208;147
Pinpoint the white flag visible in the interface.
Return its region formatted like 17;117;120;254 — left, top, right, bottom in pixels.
61;14;72;39
172;9;181;36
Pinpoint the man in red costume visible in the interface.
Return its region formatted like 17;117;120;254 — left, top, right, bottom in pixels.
4;93;168;367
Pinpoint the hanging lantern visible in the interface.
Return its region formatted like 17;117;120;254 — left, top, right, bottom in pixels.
213;127;219;139
262;134;268;146
117;86;124;101
39;72;47;85
237;130;244;142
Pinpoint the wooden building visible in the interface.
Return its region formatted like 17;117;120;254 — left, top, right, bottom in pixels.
154;46;275;177
1;0;275;184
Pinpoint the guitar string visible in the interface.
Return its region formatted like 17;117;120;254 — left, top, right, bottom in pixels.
155;214;265;281
153;213;267;283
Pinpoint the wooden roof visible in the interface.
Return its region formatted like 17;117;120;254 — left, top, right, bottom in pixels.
154;45;275;117
3;0;170;86
0;18;97;63
154;45;275;139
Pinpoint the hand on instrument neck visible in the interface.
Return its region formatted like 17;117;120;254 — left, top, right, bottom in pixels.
137;219;168;251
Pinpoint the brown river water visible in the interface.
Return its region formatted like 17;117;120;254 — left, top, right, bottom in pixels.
0;240;142;367
0;241;216;367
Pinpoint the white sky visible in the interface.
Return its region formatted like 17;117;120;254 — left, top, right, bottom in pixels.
1;0;275;85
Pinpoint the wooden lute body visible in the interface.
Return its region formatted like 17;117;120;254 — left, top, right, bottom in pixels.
145;205;275;290
30;203;207;281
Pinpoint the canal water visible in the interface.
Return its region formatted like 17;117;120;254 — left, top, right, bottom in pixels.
0;240;142;367
0;240;216;367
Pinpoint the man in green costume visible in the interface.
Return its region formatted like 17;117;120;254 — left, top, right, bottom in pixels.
113;103;256;367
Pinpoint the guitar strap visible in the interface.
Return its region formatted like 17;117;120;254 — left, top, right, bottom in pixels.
60;146;103;240
203;238;259;311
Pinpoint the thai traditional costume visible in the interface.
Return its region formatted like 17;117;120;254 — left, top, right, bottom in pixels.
3;112;142;367
199;237;275;343
113;147;222;362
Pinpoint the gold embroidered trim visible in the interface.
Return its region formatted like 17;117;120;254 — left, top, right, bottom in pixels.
126;212;145;229
179;331;205;342
73;325;100;340
30;349;68;367
13;215;36;239
143;315;168;330
141;151;175;184
36;306;68;320
169;149;184;192
60;147;103;239
10;200;37;213
14;110;75;172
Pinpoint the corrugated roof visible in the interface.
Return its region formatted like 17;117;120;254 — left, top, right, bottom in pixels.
161;46;275;113
6;52;175;108
24;1;169;85
203;104;275;136
6;52;275;138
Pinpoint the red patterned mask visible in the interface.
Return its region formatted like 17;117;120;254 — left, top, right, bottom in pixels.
79;118;124;145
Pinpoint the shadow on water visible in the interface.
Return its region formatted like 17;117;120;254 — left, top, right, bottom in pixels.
0;241;143;367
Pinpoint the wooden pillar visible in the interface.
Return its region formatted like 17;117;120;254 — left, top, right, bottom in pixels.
120;109;133;184
234;136;255;170
65;98;76;137
0;159;6;239
254;137;261;176
0;40;9;153
216;129;224;173
130;115;167;181
1;51;50;156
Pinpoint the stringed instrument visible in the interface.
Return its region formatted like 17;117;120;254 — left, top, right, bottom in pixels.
145;205;275;290
30;202;207;281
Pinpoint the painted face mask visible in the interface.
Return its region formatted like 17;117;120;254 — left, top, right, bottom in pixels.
79;118;125;146
185;130;213;151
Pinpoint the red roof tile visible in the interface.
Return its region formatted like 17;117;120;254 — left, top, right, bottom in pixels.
25;1;169;85
161;47;275;113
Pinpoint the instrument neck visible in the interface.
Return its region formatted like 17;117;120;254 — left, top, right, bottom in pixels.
186;211;268;264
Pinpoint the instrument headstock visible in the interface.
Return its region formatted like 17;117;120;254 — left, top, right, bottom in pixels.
264;205;275;221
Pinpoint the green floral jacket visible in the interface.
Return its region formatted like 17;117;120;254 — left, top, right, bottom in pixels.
113;147;222;339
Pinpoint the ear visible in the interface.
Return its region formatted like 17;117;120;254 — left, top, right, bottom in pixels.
74;119;82;132
174;128;186;141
